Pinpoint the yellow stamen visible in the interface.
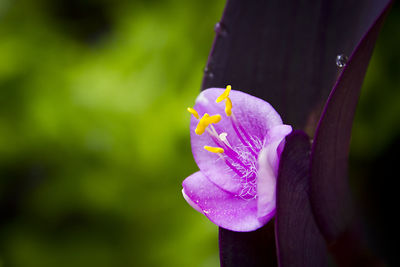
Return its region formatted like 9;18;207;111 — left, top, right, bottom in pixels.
187;107;199;119
216;85;233;117
195;113;221;135
204;146;224;154
216;85;231;103
225;97;232;116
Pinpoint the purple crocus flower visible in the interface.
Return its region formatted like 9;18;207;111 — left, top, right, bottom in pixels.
182;86;292;232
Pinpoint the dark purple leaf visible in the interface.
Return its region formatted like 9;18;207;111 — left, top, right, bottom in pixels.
202;0;391;132
201;0;393;266
219;221;277;267
275;131;328;267
309;1;393;244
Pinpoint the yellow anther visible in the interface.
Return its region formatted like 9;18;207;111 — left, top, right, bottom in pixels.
204;146;224;154
225;97;232;116
195;113;221;135
216;85;233;117
216;85;231;103
187;107;199;119
205;114;221;124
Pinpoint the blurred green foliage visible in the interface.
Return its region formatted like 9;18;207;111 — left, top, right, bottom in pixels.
0;0;399;266
0;0;224;266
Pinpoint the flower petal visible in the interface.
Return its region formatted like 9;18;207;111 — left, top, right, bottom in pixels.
257;124;292;218
181;188;203;214
191;88;284;193
265;124;293;174
182;171;272;232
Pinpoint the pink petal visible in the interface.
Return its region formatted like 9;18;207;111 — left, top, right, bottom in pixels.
182;189;203;214
257;125;292;218
182;171;272;232
191;88;284;194
266;124;293;175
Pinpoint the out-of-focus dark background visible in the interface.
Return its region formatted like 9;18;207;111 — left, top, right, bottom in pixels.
0;0;398;266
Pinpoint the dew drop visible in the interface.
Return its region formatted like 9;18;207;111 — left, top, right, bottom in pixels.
336;54;348;68
204;66;214;79
203;209;210;214
214;22;228;36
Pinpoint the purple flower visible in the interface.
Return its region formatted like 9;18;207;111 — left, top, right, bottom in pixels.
182;86;292;232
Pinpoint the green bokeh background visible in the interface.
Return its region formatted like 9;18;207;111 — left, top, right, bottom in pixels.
0;0;398;266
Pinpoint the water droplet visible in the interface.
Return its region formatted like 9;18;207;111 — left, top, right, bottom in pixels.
204;66;214;79
214;22;228;36
336;54;348;68
203;209;210;214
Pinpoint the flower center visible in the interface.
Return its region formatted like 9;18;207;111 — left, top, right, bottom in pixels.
188;86;264;200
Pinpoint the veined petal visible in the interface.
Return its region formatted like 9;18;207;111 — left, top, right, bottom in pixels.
182;171;270;232
191;88;284;194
